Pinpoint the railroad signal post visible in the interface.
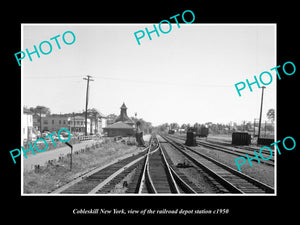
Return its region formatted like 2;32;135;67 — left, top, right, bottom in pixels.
65;142;73;170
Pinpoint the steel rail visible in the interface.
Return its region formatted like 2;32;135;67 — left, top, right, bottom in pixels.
51;146;149;194
158;141;181;193
138;136;195;194
162;135;274;194
168;135;274;166
163;136;244;193
197;140;274;162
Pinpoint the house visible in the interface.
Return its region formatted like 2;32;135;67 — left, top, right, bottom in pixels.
86;111;107;134
23;108;33;142
67;111;107;135
67;115;91;134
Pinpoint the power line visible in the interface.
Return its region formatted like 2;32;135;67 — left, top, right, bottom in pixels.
24;75;232;87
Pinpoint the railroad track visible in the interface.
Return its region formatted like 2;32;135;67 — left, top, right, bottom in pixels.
52;134;274;194
199;140;274;155
206;138;272;153
51;145;150;194
174;134;274;155
52;136;198;194
162;135;274;194
135;137;198;194
168;135;274;166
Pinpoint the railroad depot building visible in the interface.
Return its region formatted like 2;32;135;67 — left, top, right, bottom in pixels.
103;103;135;137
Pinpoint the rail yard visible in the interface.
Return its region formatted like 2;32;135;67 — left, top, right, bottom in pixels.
46;132;274;195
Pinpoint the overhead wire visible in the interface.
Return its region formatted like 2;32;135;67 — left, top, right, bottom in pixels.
24;75;233;88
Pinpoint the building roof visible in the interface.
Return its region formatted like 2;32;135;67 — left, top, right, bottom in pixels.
120;102;127;109
103;121;134;130
114;102;134;125
23;108;33;114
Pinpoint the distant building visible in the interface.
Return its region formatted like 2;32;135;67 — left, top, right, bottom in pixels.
114;103;135;126
67;115;89;134
103;121;135;137
32;112;47;132
23;108;33;142
68;112;107;135
30;108;107;135
39;114;69;133
87;111;107;134
103;103;135;137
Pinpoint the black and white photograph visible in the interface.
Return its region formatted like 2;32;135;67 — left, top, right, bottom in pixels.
4;4;298;220
21;24;276;195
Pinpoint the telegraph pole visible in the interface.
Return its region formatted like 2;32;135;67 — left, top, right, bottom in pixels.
83;75;94;136
72;112;75;133
39;108;42;134
257;86;266;142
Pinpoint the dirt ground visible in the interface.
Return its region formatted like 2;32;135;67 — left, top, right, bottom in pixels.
23;140;145;194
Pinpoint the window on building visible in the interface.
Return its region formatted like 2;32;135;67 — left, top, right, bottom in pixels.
59;120;61;124
63;120;66;124
52;120;54;124
43;120;48;124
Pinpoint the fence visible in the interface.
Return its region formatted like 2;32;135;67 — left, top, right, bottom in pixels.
32;141;103;172
22;137;81;156
253;119;275;138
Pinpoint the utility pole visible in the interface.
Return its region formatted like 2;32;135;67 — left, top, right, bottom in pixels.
253;118;256;137
72;112;75;133
39;108;42;134
36;106;43;136
83;75;94;136
257;86;266;143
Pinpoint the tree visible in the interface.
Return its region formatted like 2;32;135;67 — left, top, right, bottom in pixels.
28;106;50;133
245;122;252;131
156;123;169;132
170;123;179;130
135;118;152;134
205;122;213;127
180;123;188;130
267;109;275;123
193;123;199;128
29;105;51;115
87;108;100;116
107;113;118;121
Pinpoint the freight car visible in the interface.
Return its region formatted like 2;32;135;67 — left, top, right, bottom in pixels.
168;129;175;134
193;125;209;137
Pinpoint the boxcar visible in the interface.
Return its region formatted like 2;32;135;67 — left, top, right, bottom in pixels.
193;125;209;137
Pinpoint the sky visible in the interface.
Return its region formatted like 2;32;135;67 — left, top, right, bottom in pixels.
22;24;276;126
